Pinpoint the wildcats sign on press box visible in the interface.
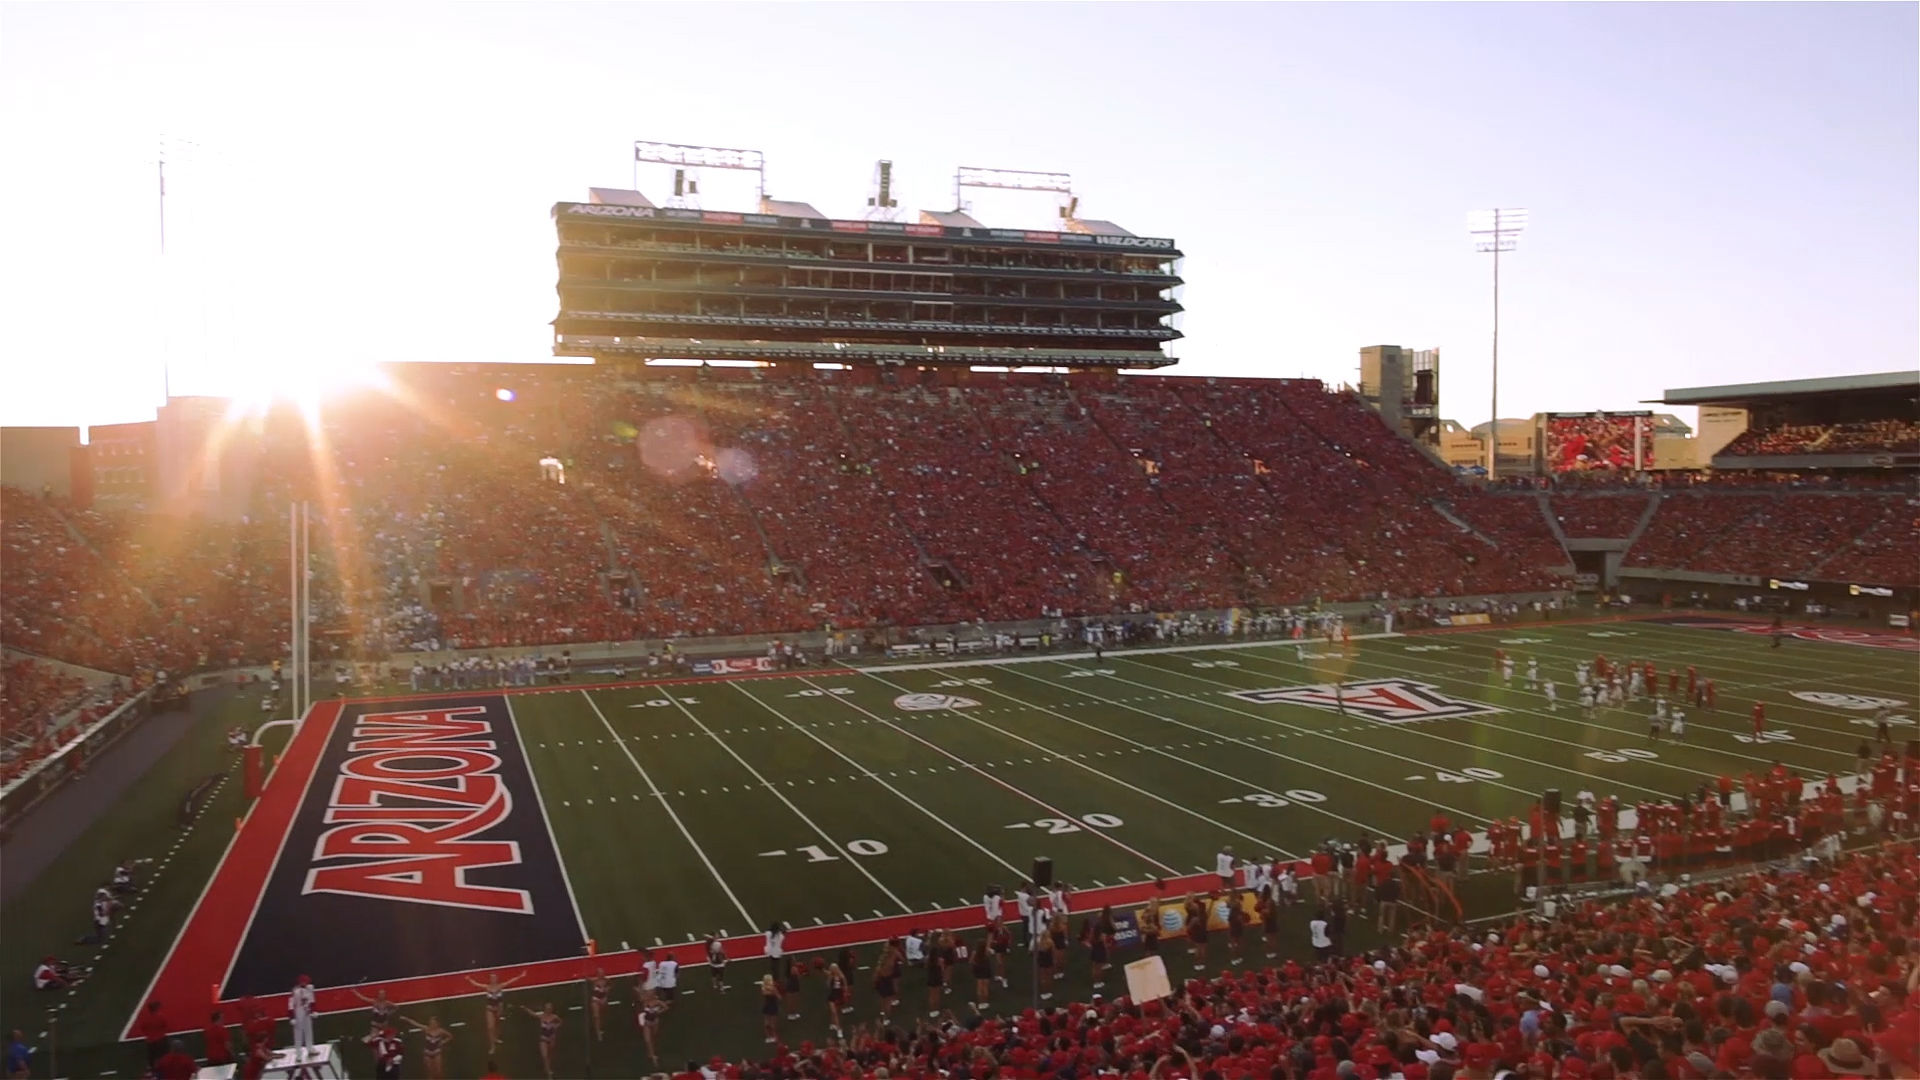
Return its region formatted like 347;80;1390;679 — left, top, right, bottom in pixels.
223;698;582;997
1229;679;1501;723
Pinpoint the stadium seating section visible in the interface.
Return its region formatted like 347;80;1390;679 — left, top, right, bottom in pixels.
1549;494;1653;538
2;369;1916;690
1719;419;1920;458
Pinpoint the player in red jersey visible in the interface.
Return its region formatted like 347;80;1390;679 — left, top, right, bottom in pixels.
1751;701;1766;738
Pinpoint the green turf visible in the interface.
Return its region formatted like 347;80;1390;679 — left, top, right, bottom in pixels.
7;615;1917;1077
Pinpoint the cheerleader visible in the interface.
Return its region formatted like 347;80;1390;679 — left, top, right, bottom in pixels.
1086;908;1113;989
519;1002;561;1080
1185;894;1210;966
464;970;526;1054
872;942;901;1022
1034;923;1057;1000
587;968;610;1041
970;932;994;1011
989;921;1012;987
349;987;399;1040
635;983;666;1067
402;1016;451;1080
824;962;850;1036
705;933;730;992
924;939;948;1016
1226;893;1250;965
758;975;781;1044
1140;903;1162;957
1048;914;1069;986
782;958;805;1021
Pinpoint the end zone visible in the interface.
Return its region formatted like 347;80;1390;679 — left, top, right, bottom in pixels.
127;694;582;1038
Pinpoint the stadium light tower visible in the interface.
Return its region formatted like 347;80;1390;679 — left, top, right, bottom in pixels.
634;141;766;206
1467;208;1528;481
954;166;1073;217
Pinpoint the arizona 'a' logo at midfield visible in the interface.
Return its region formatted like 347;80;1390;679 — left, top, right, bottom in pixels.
1229;678;1501;724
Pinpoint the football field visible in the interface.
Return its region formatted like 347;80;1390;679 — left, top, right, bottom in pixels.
36;614;1920;1077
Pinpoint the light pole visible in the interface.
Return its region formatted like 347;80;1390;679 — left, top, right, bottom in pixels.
1468;209;1529;481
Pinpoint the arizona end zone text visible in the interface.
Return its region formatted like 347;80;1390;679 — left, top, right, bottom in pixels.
304;706;532;914
221;697;581;998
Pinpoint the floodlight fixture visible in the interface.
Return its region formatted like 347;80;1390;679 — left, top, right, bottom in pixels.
1467;208;1530;481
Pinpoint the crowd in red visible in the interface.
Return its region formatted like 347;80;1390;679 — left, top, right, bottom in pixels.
669;841;1917;1080
1721;421;1920;459
1625;493;1918;585
1550;496;1654;540
3;368;1915;690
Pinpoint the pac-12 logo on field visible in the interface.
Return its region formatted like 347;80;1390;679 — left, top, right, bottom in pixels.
893;693;979;712
1229;678;1501;724
1789;691;1907;711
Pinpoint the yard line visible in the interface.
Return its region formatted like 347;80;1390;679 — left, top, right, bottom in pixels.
1209;646;1841;776
901;666;1432;840
1097;657;1685;801
659;691;913;915
851;670;1308;857
1462;629;1906;752
732;682;1029;879
809;678;1183;875
580;691;757;930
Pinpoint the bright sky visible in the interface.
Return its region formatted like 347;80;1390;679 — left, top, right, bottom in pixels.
2;3;1914;431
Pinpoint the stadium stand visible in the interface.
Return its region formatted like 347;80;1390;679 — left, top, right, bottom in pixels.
1720;420;1920;458
1626;493;1920;586
1550;495;1653;539
8;368;1920;680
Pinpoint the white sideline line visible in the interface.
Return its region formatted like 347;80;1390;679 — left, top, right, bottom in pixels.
859;632;1403;673
852;668;1302;859
659;690;914;915
580;691;758;930
506;696;589;943
732;682;1028;880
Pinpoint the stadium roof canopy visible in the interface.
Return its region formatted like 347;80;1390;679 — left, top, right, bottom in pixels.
1648;370;1919;407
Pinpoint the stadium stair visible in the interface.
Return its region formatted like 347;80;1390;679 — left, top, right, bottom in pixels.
689;394;803;588
1620;491;1664;554
48;504;161;617
1430;499;1500;549
1534;491;1572;550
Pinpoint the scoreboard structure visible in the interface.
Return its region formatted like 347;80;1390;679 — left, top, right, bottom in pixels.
550;188;1183;370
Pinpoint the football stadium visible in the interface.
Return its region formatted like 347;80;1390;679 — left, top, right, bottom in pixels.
3;31;1920;1080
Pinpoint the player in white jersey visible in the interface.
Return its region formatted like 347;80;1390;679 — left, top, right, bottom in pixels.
1575;662;1590;688
1525;658;1539;689
1215;847;1236;890
291;975;316;1050
1669;709;1686;743
1501;658;1515;685
1580;685;1596;719
1543;680;1558;712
